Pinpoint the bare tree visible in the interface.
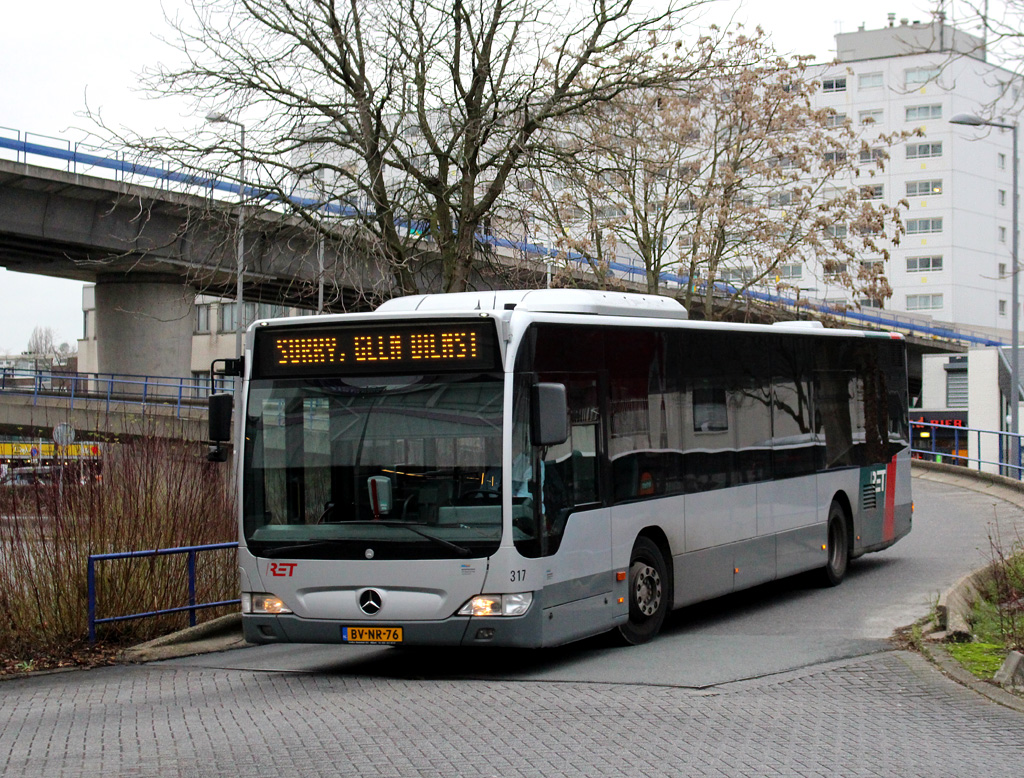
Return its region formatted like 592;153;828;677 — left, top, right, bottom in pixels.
98;0;719;301
517;27;909;318
26;327;57;357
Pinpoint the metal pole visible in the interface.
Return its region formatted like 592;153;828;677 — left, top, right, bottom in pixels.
236;124;245;364
235;125;246;473
1011;123;1019;476
318;234;325;314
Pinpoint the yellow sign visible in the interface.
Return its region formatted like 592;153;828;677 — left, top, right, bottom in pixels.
0;443;102;459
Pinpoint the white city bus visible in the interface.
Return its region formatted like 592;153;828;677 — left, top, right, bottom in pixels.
216;289;911;647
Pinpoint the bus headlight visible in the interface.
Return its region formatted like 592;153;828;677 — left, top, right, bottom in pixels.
246;593;293;615
458;592;533;617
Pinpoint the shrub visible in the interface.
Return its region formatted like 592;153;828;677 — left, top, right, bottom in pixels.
0;435;235;663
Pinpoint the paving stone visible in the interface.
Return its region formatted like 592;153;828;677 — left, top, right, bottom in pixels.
0;651;1022;777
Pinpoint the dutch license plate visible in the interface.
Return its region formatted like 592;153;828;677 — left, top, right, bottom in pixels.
342;626;403;644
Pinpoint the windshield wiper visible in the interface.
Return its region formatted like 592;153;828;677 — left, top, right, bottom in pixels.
347;521;472;556
257;522;472;558
259;539;348;558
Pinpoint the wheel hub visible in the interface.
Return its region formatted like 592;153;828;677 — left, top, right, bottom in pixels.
632;562;662;617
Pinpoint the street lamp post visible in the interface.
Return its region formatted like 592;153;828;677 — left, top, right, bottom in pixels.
951;113;1019;474
206;113;247;461
205;112;247;362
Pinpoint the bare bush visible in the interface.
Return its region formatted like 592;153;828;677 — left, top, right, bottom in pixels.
0;436;235;664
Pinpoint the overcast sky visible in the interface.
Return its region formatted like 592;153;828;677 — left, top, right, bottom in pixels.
0;0;949;356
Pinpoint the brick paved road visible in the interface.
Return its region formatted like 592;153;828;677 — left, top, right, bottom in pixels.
2;651;1021;777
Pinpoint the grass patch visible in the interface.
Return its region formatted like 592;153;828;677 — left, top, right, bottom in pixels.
946;642;1008;680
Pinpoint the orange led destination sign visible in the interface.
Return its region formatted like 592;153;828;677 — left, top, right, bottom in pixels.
254;321;498;377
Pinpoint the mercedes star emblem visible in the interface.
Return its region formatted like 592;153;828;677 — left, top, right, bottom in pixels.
359;589;383;616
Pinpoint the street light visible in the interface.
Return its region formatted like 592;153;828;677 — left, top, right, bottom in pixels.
206;112;247;459
205;112;247;362
951;112;1019;474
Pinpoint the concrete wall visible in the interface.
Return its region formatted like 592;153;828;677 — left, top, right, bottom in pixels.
967;348;1003;473
920;353;952;409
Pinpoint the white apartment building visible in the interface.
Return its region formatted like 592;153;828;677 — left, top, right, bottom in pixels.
810;16;1020;333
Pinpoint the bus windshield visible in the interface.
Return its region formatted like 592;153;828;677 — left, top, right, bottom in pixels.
242;373;505;560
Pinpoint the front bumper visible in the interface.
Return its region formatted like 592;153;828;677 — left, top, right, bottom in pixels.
243;601;546;648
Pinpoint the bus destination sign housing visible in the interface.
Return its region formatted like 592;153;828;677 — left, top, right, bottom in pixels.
253;320;500;378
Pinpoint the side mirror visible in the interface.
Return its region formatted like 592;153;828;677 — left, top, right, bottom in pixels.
207;393;233;462
531;383;568;447
209;393;234;442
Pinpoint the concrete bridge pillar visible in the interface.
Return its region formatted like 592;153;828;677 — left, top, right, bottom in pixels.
94;274;194;378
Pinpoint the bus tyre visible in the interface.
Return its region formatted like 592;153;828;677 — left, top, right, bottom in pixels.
820;501;850;587
617;536;669;645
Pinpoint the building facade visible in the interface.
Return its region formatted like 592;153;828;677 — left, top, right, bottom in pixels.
811;16;1020;332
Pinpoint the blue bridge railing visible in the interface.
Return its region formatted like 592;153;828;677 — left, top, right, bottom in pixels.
911;420;1023;480
0;367;232;418
87;542;240;643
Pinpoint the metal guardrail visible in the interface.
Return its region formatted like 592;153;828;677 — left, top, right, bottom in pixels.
1;126;1008;350
0;367;232;418
87;542;240;643
910;420;1023;479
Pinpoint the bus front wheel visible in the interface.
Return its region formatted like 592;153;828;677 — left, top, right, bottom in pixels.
617;536;669;645
820;500;850;587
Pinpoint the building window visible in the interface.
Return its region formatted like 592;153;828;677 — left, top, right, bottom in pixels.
858;72;883;90
823;260;848;277
858;297;883;309
999;153;1007;170
823;150;847;164
905;67;940;87
191;371;211;399
906;293;943;311
859;147;886;163
768;191;793;207
906;180;942;197
906;218;943;234
219;303;237;333
907;255;942;272
195;304;211;334
777;263;802;280
906;104;942;122
822;76;847;93
826;112;847;127
1000;226;1008;243
720;267;753;284
907;141;942;159
1000;300;1008;316
596;205;626;219
861;184;884;200
1000;263;1008;278
824;224;847;239
1000;189;1007;206
859;109;883;125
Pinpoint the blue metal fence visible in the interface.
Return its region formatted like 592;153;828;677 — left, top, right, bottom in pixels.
87;542;240;643
910;420;1023;479
0;367;232;418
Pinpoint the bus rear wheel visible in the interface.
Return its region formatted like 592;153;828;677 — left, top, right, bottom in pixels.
820;500;850;587
617;536;669;645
